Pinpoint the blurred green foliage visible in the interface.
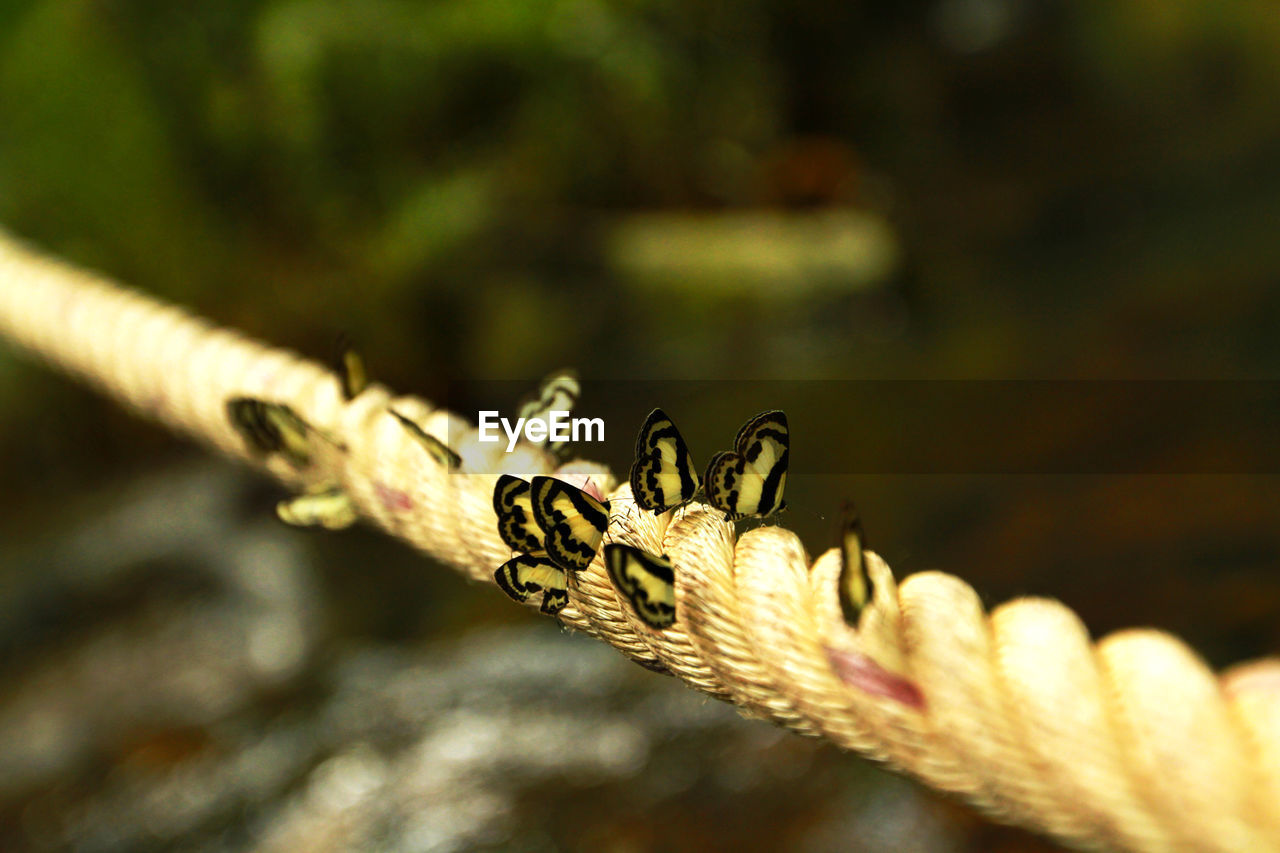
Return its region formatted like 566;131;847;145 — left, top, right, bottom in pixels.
4;0;1280;386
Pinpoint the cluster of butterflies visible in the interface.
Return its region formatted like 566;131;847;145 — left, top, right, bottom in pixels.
225;342;462;530
491;474;611;616
493;405;878;631
226;349;584;531
226;350;876;633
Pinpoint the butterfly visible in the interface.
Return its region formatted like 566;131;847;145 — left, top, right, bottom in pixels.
390;410;461;470
494;553;569;616
490;475;570;615
274;339;458;531
276;484;358;530
630;408;699;513
226;397;341;469
530;475;611;574
228;396;359;528
492;474;547;554
334;338;460;469
336;335;368;402
603;544;677;629
837;503;874;625
703;410;789;521
517;369;580;457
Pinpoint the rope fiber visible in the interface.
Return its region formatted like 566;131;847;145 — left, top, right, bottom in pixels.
1;230;1277;852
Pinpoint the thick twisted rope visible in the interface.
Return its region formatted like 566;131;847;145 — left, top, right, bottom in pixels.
1;230;1277;852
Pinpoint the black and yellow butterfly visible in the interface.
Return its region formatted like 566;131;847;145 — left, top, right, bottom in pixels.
494;553;569;615
530;476;611;574
273;339;460;531
518;369;580;457
226;397;339;469
630;408;699;514
491;475;571;615
391;410;461;470
837;503;874;625
228;396;360;527
517;369;579;421
336;336;368;402
603;544;677;629
703;410;789;521
630;409;789;521
493;475;547;554
276;484;358;530
336;337;460;469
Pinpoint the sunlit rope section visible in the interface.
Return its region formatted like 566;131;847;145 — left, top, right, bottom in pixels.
0;229;1277;853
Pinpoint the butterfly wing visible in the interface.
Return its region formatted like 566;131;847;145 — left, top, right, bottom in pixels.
494;554;568;615
492;475;546;553
226;397;318;469
838;503;874;625
517;369;580;455
603;544;676;629
702;450;741;518
629;408;698;513
734;410;788;513
704;410;788;520
539;584;570;615
276;486;358;530
517;369;580;422
530;476;610;573
391;410;461;470
337;337;368;402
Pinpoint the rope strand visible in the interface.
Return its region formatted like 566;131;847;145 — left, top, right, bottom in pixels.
1;230;1277;852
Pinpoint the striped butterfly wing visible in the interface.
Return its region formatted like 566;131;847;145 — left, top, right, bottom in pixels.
226;397;320;469
530;476;611;573
838;503;874;625
391;410;461;470
494;554;569;615
629;408;699;513
603;544;676;629
703;410;789;520
517;369;580;423
276;486;358;530
336;337;369;402
517;369;580;455
492;475;546;554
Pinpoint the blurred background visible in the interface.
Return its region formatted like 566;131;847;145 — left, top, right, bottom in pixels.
3;0;1280;850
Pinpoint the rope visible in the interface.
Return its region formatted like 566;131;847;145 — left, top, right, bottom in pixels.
1;228;1277;852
